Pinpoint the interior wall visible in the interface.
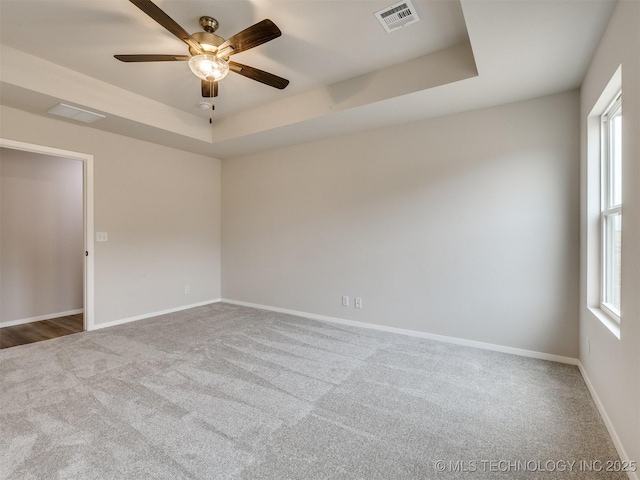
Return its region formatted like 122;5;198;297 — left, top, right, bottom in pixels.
222;90;580;358
579;0;640;468
0;148;83;323
0;105;222;326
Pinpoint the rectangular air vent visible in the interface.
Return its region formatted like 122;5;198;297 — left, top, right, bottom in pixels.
47;103;105;124
375;0;420;33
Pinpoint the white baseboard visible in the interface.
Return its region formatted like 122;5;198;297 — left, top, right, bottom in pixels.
221;299;579;366
1;309;84;328
89;299;222;331
578;363;638;480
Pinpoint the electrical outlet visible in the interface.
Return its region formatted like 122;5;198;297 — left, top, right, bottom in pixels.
96;232;108;242
355;298;362;309
185;286;190;294
342;296;349;307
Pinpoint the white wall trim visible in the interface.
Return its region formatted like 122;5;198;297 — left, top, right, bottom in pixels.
578;362;639;480
221;299;579;366
0;309;84;328
89;299;222;331
0;138;94;331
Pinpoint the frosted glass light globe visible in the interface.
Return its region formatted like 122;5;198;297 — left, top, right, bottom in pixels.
188;54;229;81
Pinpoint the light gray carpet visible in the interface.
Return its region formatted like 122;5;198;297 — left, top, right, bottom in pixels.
1;303;624;479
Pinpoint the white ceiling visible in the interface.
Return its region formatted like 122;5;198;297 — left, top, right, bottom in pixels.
0;0;616;159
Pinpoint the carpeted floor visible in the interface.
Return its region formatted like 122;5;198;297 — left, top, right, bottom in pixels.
0;303;624;479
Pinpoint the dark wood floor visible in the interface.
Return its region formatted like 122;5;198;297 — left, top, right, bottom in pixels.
0;314;84;349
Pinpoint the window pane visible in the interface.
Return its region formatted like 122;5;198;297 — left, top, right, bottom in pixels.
603;212;621;314
610;111;622;206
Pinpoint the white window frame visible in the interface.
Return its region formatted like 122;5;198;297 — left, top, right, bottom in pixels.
599;90;622;323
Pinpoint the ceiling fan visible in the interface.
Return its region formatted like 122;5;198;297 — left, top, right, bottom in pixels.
115;0;289;106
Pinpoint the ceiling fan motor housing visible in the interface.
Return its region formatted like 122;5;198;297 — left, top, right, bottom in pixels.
190;31;224;55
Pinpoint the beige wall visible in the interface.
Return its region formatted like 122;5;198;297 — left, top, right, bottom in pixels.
0;105;222;326
1;149;83;323
222;90;581;358
580;0;640;468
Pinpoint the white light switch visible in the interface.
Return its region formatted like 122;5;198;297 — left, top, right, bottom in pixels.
96;232;109;242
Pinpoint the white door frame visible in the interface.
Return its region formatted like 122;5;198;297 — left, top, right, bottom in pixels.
0;138;95;331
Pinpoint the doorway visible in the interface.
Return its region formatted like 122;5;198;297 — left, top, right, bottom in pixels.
0;139;94;343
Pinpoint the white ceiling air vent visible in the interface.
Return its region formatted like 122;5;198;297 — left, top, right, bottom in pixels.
47;103;105;124
375;0;420;33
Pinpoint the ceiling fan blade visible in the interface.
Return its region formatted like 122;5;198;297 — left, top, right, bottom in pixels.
201;80;219;98
229;61;289;89
115;54;189;62
218;19;281;56
129;0;202;53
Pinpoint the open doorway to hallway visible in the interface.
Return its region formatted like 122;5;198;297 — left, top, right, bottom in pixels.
0;140;94;347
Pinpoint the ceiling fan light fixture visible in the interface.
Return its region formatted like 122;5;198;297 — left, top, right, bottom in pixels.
188;54;229;81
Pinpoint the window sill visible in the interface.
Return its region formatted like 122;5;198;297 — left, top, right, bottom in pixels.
588;307;621;340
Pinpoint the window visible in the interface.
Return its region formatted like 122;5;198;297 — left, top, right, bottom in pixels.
600;91;622;322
